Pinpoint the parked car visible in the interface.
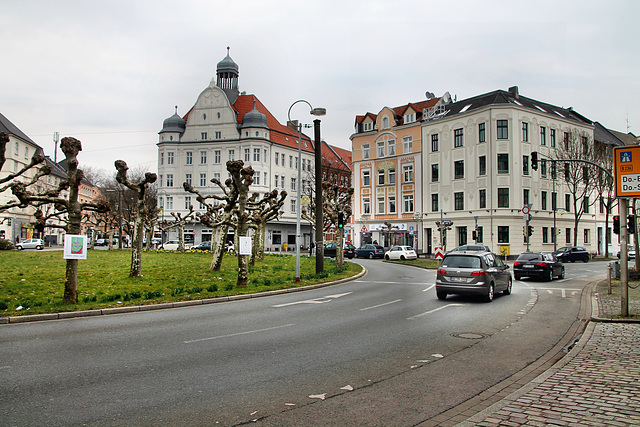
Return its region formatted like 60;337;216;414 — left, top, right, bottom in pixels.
513;251;564;281
95;238;107;246
191;241;212;251
15;238;44;250
384;245;417;261
161;240;180;250
324;242;355;259
447;244;491;254
617;245;636;259
436;251;512;302
354;244;385;259
553;246;590;263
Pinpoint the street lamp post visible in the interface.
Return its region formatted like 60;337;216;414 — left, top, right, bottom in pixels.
287;100;326;281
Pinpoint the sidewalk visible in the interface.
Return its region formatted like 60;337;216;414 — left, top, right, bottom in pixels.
454;279;640;426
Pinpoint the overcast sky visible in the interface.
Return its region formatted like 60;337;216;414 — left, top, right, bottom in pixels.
3;0;638;173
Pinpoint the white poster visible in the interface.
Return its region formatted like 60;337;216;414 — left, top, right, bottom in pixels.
63;234;88;260
239;236;252;255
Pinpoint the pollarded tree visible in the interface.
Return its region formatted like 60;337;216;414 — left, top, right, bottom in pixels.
114;160;157;277
228;160;254;288
248;189;287;265
160;205;196;253
11;137;110;303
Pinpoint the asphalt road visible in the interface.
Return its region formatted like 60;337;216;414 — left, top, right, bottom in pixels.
0;259;606;426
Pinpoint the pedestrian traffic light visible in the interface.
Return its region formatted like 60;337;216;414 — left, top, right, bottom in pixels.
628;215;636;234
337;212;344;229
472;230;477;240
613;215;620;234
527;225;534;236
531;152;538;171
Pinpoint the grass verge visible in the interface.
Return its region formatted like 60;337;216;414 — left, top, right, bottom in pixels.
0;250;362;316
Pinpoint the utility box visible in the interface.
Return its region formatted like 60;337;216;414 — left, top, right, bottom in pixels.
610;261;620;279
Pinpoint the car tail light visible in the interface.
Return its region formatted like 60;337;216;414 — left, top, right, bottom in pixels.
536;262;547;267
437;268;447;275
471;270;487;277
513;261;521;267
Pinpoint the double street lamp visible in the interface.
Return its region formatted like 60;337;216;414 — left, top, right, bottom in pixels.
287;100;326;281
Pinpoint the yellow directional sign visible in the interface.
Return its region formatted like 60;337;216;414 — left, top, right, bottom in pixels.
614;146;640;198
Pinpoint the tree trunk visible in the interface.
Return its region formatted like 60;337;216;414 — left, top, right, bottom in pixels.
63;259;78;304
210;226;225;271
129;199;145;277
255;222;266;262
336;226;344;269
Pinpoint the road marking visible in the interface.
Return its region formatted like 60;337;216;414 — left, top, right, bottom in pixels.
354;280;428;285
537;288;580;298
423;284;435;292
184;323;295;344
407;303;466;320
359;299;402;311
272;292;352;307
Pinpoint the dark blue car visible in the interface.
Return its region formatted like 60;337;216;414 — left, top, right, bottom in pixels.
355;244;385;259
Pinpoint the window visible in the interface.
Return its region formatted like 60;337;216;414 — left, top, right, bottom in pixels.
523;155;530;175
497;120;508;139
275;174;279;187
377;140;385;157
382;116;389;129
184;196;191;210
215;131;222;139
543;227;549;244
403;136;413;154
566;194;571;211
272;231;282;245
228;149;235;161
403;194;414;213
584;196;590;213
498;154;509;174
476;226;484;243
479;156;487;176
291;199;296;213
566;228;571;244
478;123;486;143
200;173;207;186
541;191;548;210
431;164;439;182
289;155;293;168
552;192;557;211
404;112;415;123
280;175;285;188
200;151;207;164
498;188;509;208
167;152;174;165
281;153;285;165
454;192;464;210
363;122;373;132
361;170;370;187
584;229;590;244
498;226;509;243
254;148;261;162
564;132;570;149
431;194;438;212
166;197;173;210
541;159;547;177
388;140;396;156
403;164;413;182
254;173;260;185
185;173;192;185
378;170;385;185
522;122;529;141
388;168;396;185
363;144;370;159
431;134;439;152
166;174;174;187
186;151;193;165
454;160;464;179
214;172;221;182
275;152;279;165
244;149;250;162
363;197;371;214
377;197;385;214
550;129;556;147
479;189;487;209
160;152;164;165
291;177;296;191
540;126;546;145
454;128;464;147
295;156;298;170
389;196;396;214
214;150;221;164
524;189;530;206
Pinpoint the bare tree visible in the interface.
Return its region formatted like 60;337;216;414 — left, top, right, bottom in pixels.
160;205;196;253
12;137;110;303
115;160;157;277
248;189;287;265
592;142;617;257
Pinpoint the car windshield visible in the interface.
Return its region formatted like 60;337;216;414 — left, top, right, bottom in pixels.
518;253;542;261
442;255;481;269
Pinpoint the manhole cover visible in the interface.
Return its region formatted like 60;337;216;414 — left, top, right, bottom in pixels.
451;332;487;340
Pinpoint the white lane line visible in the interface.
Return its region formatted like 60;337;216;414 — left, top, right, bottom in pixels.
423;284;435;292
184;323;295;344
359;299;403;311
407;304;466;320
354;281;431;285
272;292;352;307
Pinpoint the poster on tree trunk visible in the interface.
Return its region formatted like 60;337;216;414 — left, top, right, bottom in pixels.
63;234;87;259
239;236;252;255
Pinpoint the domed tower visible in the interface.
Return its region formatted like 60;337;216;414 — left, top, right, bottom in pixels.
216;47;239;104
159;106;186;142
240;100;269;139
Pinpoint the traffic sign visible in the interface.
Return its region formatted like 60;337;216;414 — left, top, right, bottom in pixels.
522;206;530;214
614;145;640;198
435;247;444;260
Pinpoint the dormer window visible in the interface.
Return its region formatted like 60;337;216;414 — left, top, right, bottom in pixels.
382;116;390;129
404;113;415;124
363;122;373;132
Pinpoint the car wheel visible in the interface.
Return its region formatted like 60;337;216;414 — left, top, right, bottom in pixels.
400;255;406;261
17;246;23;250
583;257;589;263
436;291;447;300
385;255;390;260
503;277;512;295
484;284;494;302
558;267;565;280
514;274;521;281
37;245;44;250
369;253;374;259
547;269;553;282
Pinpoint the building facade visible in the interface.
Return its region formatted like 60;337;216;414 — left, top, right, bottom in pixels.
156;50;349;250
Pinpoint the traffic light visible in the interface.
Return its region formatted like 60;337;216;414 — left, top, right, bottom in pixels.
337;212;344;229
472;230;477;240
628;215;636;234
527;225;534;237
531;152;538;171
613;215;620;234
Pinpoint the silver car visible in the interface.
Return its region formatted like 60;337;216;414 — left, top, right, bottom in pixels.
436;251;512;302
15;238;44;250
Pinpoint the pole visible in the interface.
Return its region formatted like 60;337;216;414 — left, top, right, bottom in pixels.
552;161;557;251
295;122;302;281
314;119;324;273
620;198;629;317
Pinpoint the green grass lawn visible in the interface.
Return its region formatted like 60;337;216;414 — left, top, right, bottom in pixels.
0;250;362;316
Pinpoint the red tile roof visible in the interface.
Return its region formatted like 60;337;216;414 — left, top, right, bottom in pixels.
355;98;441;126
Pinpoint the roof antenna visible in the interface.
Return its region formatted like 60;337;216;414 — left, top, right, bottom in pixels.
175;105;178;114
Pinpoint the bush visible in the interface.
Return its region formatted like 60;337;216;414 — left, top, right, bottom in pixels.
206;284;218;292
0;301;8;310
0;239;14;250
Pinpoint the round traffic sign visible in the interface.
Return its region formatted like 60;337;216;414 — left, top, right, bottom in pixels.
522;206;530;214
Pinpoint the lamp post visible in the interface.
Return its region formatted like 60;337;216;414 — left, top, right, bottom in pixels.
287;100;326;281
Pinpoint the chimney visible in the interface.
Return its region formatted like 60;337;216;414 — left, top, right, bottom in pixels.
508;86;519;98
